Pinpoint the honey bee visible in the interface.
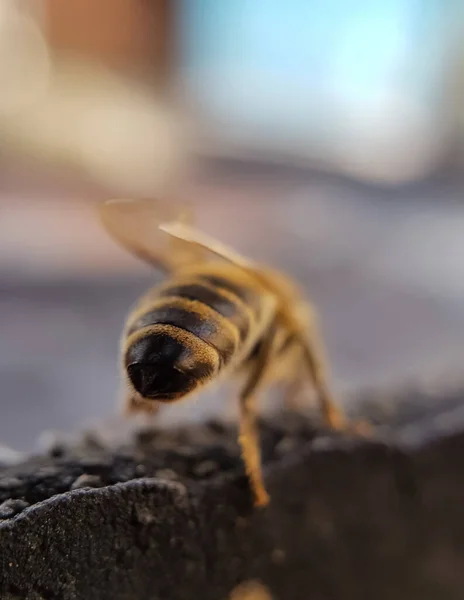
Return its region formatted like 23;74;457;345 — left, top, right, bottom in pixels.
98;198;368;507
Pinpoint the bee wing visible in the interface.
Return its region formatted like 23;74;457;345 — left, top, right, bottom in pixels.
99;198;257;273
98;198;206;273
158;221;256;269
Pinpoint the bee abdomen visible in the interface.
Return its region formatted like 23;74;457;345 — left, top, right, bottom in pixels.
128;273;264;368
132;293;237;371
159;277;256;341
160;281;239;319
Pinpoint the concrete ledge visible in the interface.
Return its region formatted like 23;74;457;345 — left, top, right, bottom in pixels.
1;384;464;600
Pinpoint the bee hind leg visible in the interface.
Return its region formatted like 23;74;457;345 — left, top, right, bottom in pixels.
122;393;162;422
297;317;371;438
238;328;280;508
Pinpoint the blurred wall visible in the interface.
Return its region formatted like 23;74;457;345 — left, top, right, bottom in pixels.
3;0;464;190
0;0;186;197
179;0;464;183
45;0;174;79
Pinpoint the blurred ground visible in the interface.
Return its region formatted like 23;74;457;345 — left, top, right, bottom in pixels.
1;165;464;452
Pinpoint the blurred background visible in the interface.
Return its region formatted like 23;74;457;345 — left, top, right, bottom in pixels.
1;0;464;453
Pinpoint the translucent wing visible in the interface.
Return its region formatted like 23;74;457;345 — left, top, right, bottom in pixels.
159;221;256;269
98;198;257;273
98;198;209;273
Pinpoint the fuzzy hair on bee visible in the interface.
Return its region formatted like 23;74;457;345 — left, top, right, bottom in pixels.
98;198;370;507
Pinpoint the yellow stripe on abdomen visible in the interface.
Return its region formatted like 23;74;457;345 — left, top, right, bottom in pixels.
127;296;240;367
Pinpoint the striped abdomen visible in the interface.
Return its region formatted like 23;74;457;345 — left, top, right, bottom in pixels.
124;272;263;401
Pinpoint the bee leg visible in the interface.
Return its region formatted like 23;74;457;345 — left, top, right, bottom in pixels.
298;321;371;437
238;330;279;508
123;394;162;418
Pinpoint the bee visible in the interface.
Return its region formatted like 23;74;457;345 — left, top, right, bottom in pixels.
98;198;369;507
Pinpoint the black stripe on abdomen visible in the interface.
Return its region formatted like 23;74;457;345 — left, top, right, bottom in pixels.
129;304;235;364
159;281;250;340
197;274;259;307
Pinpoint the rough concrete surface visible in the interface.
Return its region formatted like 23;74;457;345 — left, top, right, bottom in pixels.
1;384;464;600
